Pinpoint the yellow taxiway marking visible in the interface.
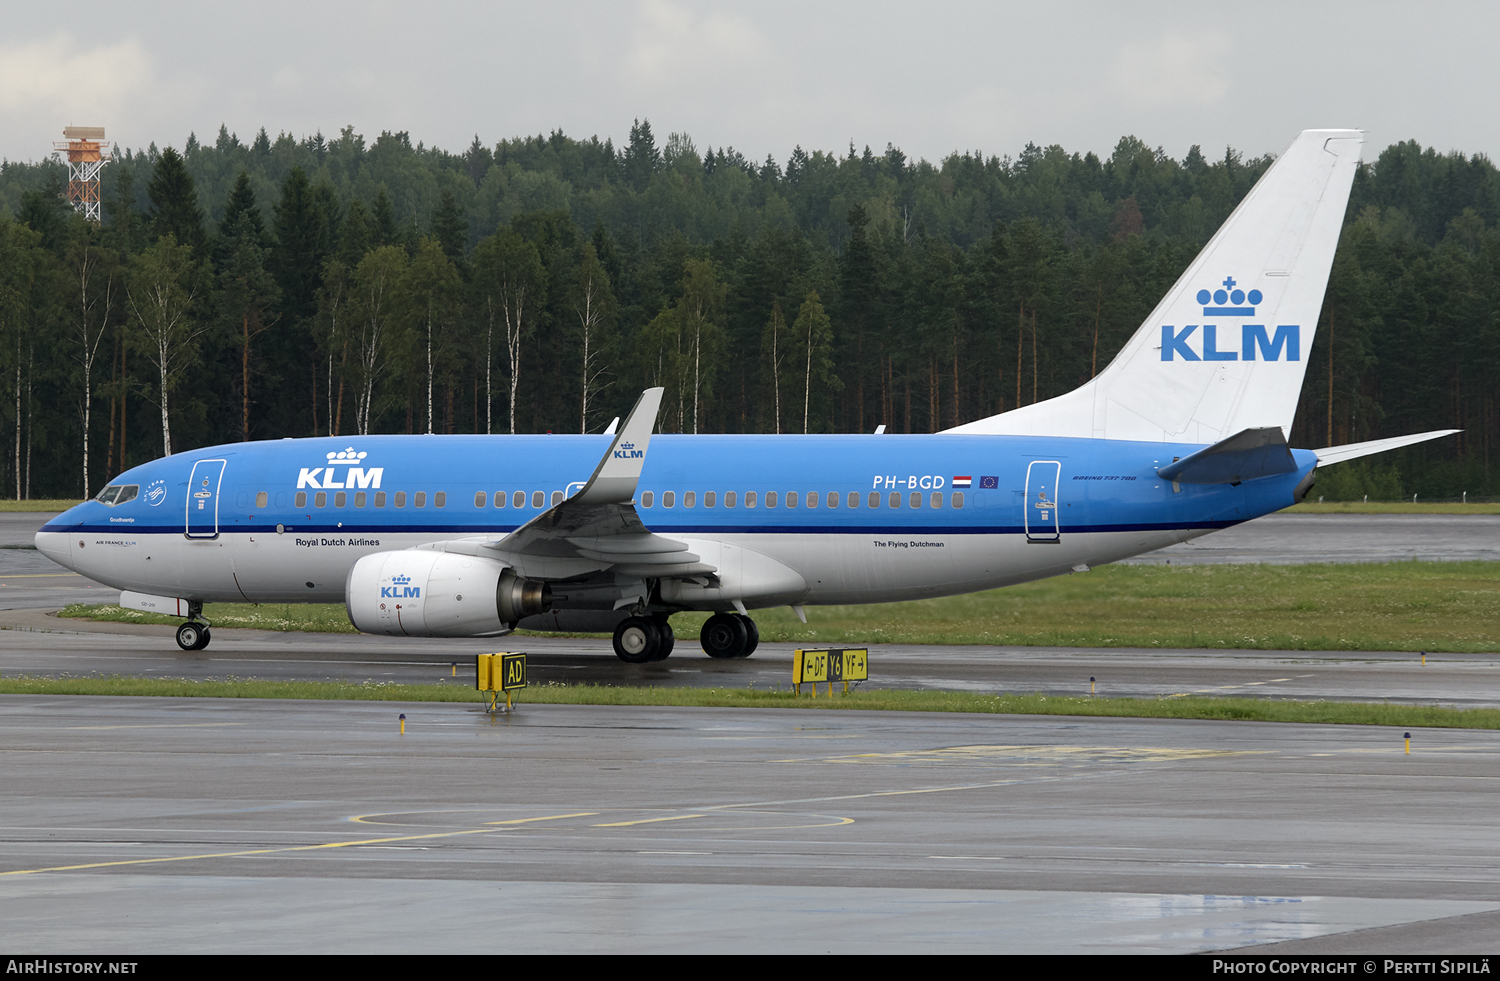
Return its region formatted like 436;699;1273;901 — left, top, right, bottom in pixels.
1169;678;1294;697
60;723;247;731
484;812;597;826
0;827;510;877
0;573;83;578
593;814;706;827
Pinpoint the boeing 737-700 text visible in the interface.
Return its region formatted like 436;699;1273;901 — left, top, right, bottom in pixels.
36;129;1455;661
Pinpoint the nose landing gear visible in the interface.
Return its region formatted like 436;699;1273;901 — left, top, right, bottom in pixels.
174;602;212;651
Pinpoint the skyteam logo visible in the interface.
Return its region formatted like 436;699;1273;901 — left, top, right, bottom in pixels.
381;574;420;599
613;440;643;460
298;446;384;489
1162;276;1299;362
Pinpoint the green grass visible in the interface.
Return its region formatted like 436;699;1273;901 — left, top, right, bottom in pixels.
0;499;83;513
1284;501;1500;514
59;560;1500;653
1;674;1495;729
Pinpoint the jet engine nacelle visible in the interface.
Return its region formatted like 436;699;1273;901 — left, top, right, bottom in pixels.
345;550;551;637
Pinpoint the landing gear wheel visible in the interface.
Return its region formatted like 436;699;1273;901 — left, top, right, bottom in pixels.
651;617;675;660
194;627;212;651
176;621;209;651
700;613;748;659
612;616;661;664
735;614;759;657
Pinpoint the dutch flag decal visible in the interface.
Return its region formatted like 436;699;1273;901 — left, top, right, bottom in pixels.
952;476;972;488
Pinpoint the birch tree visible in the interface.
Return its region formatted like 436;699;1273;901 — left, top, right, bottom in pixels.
472;229;543;434
126;235;202;457
349;246;409;436
572;242;615;433
793;291;836;434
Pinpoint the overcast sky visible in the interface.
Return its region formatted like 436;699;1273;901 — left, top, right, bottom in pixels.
2;1;1495;168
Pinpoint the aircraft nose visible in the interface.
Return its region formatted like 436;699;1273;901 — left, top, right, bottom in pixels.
34;531;75;572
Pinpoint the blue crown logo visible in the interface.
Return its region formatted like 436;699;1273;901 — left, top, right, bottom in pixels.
1196;276;1262;317
391;574;411;585
326;447;368;465
620;441;634;450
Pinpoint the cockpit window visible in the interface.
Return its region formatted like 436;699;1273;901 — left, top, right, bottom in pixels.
94;484;138;506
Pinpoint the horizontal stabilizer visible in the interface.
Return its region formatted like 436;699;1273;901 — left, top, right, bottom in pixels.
1157;427;1298;484
1315;430;1460;467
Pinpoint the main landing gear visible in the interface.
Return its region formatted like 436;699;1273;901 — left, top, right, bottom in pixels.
174;602;212;651
612;615;676;664
699;612;759;659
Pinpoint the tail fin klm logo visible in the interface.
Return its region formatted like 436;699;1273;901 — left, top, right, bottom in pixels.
1162;276;1299;362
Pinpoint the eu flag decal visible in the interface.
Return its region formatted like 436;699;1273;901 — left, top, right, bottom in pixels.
979;476;999;489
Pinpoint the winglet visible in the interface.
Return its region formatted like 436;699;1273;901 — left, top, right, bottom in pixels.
571;388;664;505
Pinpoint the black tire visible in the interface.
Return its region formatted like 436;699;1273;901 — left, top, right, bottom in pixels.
612;617;660;664
735;614;759;657
193;627;212;651
651;617;675;660
175;622;204;651
700;613;747;659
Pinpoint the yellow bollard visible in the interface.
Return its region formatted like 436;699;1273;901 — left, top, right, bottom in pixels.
1090;676;1096;697
1405;731;1411;755
399;713;406;736
1421;651;1426;666
452;661;457;677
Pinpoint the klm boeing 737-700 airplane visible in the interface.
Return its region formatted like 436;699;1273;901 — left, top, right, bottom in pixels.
36;130;1455;661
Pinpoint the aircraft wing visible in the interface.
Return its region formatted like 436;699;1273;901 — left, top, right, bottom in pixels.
458;388;715;579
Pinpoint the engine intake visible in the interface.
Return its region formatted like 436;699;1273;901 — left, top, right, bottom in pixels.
346;550;552;637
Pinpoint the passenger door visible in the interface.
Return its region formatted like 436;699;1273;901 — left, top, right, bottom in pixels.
185;459;227;539
1024;460;1061;543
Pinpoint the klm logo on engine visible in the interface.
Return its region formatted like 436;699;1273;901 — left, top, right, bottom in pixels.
613;441;644;460
298;446;384;489
1161;276;1299;362
381;574;420;599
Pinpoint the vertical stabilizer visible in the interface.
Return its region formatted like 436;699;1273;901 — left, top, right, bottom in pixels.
945;129;1363;444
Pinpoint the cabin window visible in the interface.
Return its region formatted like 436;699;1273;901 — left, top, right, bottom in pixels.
531;491;544;508
765;491;778;508
375;491;387;507
415;492;427;508
315;491;327;508
683;491;695;508
641;490;654;507
475;492;487;508
951;492;964;509
335;491;347;508
786;491;799;508
889;492;902;508
355;492;367;508
394;492;406;508
435;492;447;508
545;490;557;506
512;491;525;509
867;492;880;508
805;491;818;509
724;491;736;508
930;492;943;509
276;492;288;508
295;491;307;508
909;492;922;508
745;491;757;508
827;492;839;508
663;491;675;508
236;492;249;509
704;491;716;508
848;492;860;508
493;492;506;508
256;491;268;509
